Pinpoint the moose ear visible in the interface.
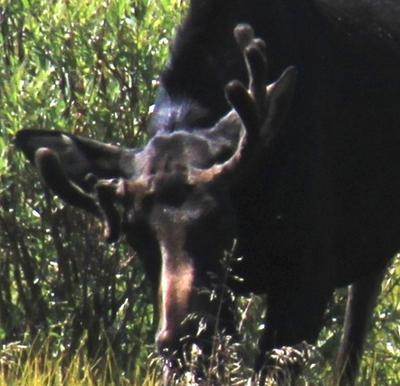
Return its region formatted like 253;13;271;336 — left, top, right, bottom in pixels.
15;129;137;218
15;129;136;193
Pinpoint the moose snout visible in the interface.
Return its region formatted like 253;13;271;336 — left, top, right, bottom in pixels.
156;328;177;356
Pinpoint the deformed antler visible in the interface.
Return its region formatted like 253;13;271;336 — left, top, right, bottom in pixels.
189;24;297;185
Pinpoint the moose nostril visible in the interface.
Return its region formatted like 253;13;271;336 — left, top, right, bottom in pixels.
156;329;175;355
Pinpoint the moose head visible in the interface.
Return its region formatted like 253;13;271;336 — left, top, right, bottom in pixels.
15;24;296;372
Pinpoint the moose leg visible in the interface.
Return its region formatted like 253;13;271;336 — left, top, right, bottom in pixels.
255;285;333;384
335;267;386;386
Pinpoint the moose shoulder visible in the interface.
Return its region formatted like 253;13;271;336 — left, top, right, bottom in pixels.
15;1;400;385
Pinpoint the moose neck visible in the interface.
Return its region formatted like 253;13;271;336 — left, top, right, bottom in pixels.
156;1;308;133
147;0;333;294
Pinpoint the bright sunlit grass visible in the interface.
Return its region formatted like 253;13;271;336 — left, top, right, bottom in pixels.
0;339;163;386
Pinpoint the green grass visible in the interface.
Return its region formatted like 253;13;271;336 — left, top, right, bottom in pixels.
0;340;162;386
1;263;398;386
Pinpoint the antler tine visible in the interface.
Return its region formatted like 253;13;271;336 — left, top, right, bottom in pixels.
234;23;254;50
246;40;268;114
95;180;121;243
225;80;258;136
234;24;268;114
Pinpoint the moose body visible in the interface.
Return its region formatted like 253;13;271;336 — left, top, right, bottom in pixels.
15;1;400;384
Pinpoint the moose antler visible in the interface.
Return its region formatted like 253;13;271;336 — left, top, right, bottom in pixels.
189;24;297;184
93;178;122;243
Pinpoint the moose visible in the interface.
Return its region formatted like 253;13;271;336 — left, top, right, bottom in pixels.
15;1;400;384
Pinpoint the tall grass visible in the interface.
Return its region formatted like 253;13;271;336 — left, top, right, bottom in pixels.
0;338;163;386
0;302;326;386
1;257;398;386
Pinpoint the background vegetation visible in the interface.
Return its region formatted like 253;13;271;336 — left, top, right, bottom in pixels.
0;0;399;384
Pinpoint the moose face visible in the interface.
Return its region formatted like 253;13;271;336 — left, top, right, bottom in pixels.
118;131;238;356
15;24;296;372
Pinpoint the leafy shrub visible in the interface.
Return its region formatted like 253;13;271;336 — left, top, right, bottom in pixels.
0;0;185;375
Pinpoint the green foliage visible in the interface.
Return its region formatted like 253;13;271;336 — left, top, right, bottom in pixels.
358;255;400;385
0;0;399;385
0;0;185;379
0;338;163;385
316;255;400;385
0;0;183;144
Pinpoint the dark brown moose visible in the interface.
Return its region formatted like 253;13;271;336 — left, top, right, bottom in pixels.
15;1;400;385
